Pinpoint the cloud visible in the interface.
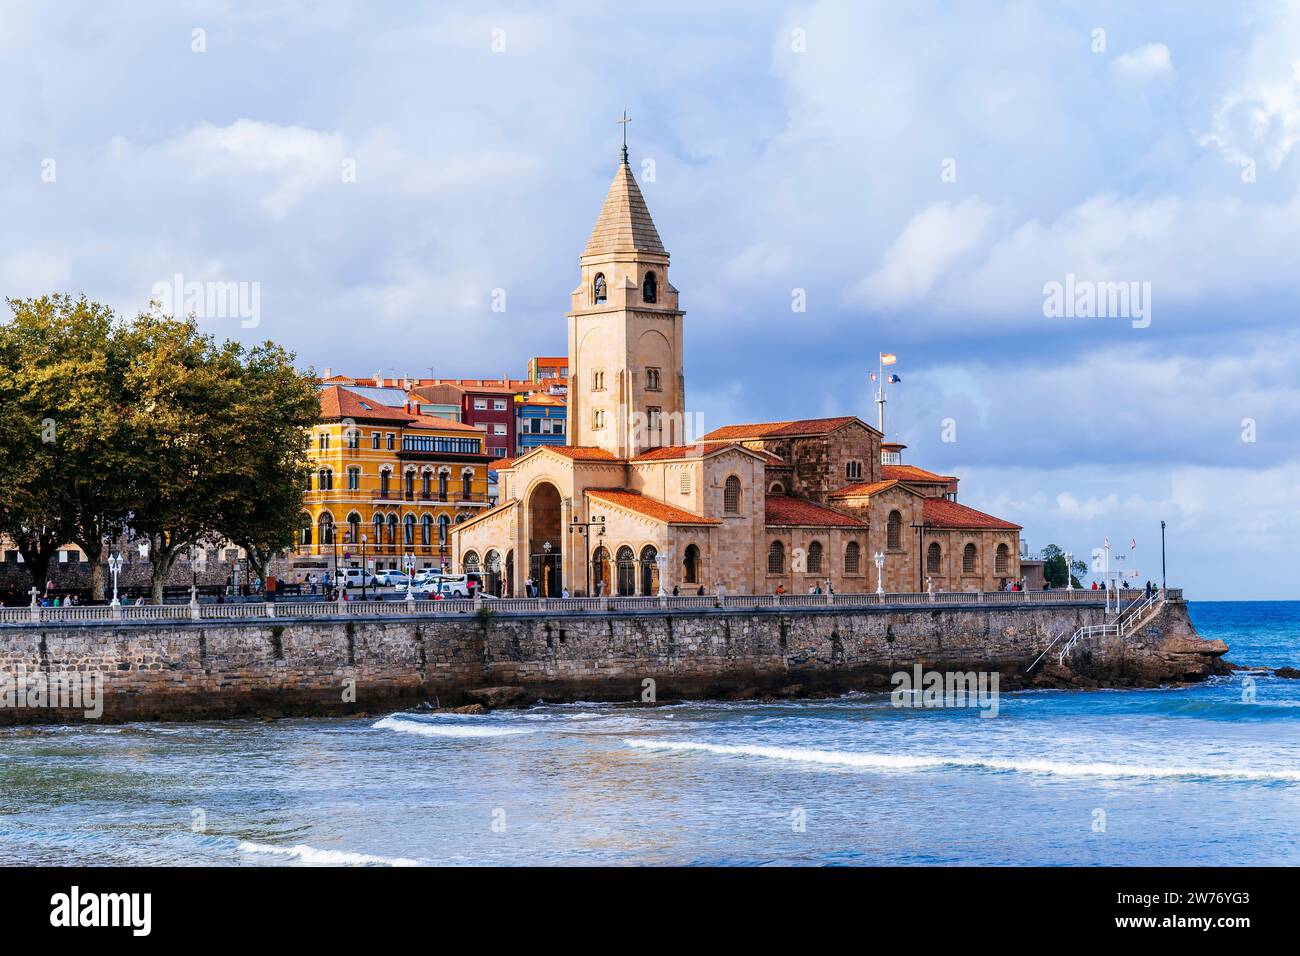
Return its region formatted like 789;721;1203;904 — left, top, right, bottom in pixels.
1111;43;1173;84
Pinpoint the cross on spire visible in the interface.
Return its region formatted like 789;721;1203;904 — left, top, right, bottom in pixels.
618;110;631;165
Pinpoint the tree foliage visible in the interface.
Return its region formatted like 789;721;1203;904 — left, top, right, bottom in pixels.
0;295;318;602
1041;543;1087;589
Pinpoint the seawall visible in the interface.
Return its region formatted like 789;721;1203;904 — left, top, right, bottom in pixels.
0;594;1229;724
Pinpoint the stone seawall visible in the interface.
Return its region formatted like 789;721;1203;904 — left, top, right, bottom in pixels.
0;599;1229;723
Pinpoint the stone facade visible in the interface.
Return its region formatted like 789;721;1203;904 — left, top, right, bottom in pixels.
0;598;1228;724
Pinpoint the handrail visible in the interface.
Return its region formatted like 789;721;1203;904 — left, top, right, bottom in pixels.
0;587;1171;628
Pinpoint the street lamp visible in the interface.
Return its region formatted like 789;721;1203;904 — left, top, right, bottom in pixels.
1160;520;1167;591
1064;551;1073;591
361;534;368;601
873;551;885;596
568;514;606;596
403;551;417;603
108;553;123;606
542;540;553;597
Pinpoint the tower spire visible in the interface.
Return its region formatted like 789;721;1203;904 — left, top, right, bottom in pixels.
618;110;631;165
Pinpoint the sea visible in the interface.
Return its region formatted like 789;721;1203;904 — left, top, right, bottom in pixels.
1;600;1297;866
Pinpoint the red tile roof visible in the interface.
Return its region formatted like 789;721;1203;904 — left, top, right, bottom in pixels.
586;489;720;525
632;442;784;464
829;479;908;498
765;496;866;528
488;457;516;471
319;386;482;433
922;497;1021;530
545;446;621;461
700;416;863;441
882;464;953;483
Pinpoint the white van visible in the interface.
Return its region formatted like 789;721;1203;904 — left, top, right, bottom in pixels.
335;567;376;589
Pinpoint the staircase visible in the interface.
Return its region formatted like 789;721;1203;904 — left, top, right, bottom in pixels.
1028;588;1168;672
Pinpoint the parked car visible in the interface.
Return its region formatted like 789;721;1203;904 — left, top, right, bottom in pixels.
373;570;410;588
334;567;376;589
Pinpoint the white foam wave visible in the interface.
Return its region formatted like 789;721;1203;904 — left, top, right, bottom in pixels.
239;841;422;866
622;738;1300;783
372;716;535;738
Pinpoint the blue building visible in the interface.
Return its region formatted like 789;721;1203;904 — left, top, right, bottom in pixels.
515;390;567;454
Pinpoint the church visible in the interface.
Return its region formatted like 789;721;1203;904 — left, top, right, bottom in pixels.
452;149;1023;597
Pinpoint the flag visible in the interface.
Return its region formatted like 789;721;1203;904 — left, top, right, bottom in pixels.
888;373;901;383
869;372;877;382
880;353;898;365
1104;536;1109;548
1130;538;1136;550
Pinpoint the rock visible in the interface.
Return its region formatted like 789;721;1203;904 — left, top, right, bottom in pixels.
448;703;487;715
463;686;529;709
1274;667;1300;680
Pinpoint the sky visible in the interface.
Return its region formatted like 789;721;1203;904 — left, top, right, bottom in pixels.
2;1;1297;599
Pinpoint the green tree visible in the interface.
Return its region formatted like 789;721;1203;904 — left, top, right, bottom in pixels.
215;341;319;584
1041;543;1087;589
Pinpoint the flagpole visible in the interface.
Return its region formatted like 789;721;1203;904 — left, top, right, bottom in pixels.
877;352;885;433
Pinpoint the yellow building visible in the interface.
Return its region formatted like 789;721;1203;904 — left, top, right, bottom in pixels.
296;385;491;573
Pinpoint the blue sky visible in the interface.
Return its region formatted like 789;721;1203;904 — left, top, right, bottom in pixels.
3;1;1298;598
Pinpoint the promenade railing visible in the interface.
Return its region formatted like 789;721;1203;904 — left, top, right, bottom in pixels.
0;587;1175;627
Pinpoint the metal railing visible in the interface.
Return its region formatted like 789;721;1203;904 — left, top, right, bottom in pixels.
1031;587;1170;669
0;587;1173;628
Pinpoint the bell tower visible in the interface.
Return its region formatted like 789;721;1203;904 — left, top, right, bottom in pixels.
566;139;685;458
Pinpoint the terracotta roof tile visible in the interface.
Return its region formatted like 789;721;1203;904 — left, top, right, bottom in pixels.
488;457;516;471
882;464;952;483
545;446;621;461
632;442;784;464
700;416;862;441
319;386;417;423
765;495;866;528
922;497;1021;530
829;479;906;498
586;489;720;525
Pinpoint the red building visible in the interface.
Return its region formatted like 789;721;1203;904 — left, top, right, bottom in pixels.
408;381;530;459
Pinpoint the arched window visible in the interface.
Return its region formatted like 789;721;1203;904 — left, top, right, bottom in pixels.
420;514;433;546
963;543;977;573
593;272;607;304
438;514;450;544
995;543;1010;574
845;541;861;574
421;472;431;498
724;475;742;514
646;367;661;390
317;513;335;545
386;513;398;545
807;540;823;574
298;513;313;547
455;513;467;524
438;471;448;500
887;510;902;550
464;551;480;573
639;545;658;595
346;512;361;544
373;514;384;546
767;540;785;575
683;544;700;584
462;470;473;500
593;408;606;430
318;468;332;491
403;514;416;546
379;469;391;498
404;471;415;500
927;542;942;573
769;482;784;494
347;467;360;491
642;271;657;303
616;546;636;596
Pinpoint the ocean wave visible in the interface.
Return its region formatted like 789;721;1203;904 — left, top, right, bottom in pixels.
238;840;422;867
372;715;535;738
622;738;1300;783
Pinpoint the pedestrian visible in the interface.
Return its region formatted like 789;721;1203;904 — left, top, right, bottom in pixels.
265;573;277;603
775;584;785;595
561;587;570;599
696;585;705;596
672;585;679;596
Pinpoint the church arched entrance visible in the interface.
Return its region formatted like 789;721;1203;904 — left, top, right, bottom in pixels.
527;482;563;597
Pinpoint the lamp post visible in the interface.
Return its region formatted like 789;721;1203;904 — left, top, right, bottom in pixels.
909;521;930;592
361;534;368;601
873;551;885;596
1064;551;1073;591
1160;520;1166;590
568;514;606;597
403;551;416;603
108;553;123;606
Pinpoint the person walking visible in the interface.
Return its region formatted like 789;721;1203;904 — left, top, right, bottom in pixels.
265;573;277;603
